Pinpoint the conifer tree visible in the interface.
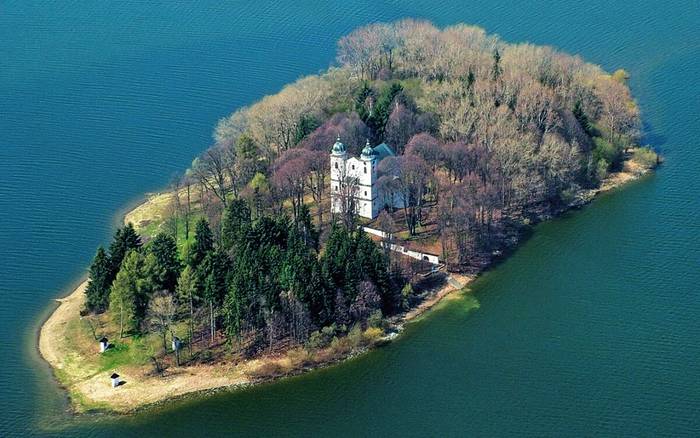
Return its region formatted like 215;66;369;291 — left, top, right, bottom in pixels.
148;233;181;292
107;223;141;284
491;48;502;81
573;100;593;136
190;218;213;269
176;265;199;355
85;246;111;313
199;250;228;343
109;250;146;337
221;198;251;251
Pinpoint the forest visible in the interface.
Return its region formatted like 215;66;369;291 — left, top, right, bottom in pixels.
83;20;654;367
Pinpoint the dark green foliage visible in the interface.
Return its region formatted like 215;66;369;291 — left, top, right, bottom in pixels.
369;82;404;138
101;209;392;347
235;134;258;160
107;223;141;284
355;81;374;121
356;81;404;141
190;218;214;268
294;114;319;145
294;204;319;250
85;246;111;313
592;137;623;171
147;233;181;292
221;198;251;252
199;250;229;308
573;100;593;136
109;250;150;335
321;224;395;318
491;48;502;81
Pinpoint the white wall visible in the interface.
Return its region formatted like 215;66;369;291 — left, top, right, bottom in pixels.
360;226;440;265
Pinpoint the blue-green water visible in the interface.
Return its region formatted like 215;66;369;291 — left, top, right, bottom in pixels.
1;1;698;436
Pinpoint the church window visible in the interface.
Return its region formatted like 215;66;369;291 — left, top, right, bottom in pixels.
334;162;338;169
364;166;367;174
364;191;367;196
352;164;355;170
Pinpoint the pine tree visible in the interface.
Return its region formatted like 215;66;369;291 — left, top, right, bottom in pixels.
573;100;593;136
221;198;251;251
107;223;142;284
190;218;213;269
148;233;181;292
176;265;198;355
295;204;318;250
85;246;111;313
491;48;502;81
109;250;146;337
199;250;228;343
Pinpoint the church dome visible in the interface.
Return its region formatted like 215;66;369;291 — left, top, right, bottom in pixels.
361;139;376;159
331;136;346;154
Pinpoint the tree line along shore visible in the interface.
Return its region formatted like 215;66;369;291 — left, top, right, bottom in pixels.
39;19;658;413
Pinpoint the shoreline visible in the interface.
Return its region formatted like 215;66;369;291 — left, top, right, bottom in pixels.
37;161;653;415
38;275;472;414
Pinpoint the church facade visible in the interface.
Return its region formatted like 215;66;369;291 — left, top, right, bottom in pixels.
330;137;402;219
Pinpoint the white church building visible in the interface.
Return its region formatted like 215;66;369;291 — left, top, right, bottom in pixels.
330;137;402;219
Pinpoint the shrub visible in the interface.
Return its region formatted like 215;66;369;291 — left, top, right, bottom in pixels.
596;159;609;182
248;361;286;379
347;324;365;348
363;327;384;344
367;310;384;329
631;147;658;170
306;324;339;350
592;137;621;170
287;347;314;368
328;336;353;359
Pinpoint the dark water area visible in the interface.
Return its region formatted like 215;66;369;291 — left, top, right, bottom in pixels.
1;0;698;436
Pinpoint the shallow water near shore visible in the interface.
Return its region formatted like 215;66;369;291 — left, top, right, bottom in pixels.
2;0;699;436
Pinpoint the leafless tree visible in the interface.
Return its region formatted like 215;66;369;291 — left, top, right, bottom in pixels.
147;291;177;352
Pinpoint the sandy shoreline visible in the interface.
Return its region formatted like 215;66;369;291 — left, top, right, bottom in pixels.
37;161;651;414
38;278;470;414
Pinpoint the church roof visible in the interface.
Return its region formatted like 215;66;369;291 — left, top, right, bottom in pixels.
372;143;394;161
361;139;376;159
331;136;346;154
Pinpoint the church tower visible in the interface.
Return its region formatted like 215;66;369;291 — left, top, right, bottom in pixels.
330;136;347;216
359;139;379;218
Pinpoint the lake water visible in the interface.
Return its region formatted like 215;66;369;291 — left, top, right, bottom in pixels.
1;0;698;436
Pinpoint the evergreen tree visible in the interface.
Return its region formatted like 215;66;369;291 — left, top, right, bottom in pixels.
355;81;374;121
223;277;245;345
176;265;199;354
148;233;181;292
491;48;502;81
573;100;593;136
199;250;229;343
321;224;354;291
85;246;111;313
294;204;319;250
294;114;319;145
107;223;141;284
190;218;213;268
221;198;251;251
368;82;403;138
109;250;147;337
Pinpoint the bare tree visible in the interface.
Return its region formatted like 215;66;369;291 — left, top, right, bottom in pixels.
147;291;177;352
273;149;310;221
192;146;230;208
378;154;431;235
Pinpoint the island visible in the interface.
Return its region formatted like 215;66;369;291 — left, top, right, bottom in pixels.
39;19;658;414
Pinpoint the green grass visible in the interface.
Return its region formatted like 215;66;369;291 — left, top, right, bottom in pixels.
98;335;162;372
